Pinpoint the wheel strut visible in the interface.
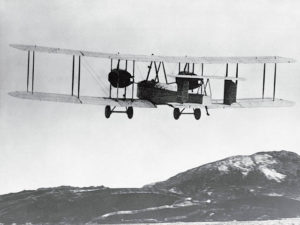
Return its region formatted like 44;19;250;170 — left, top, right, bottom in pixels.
173;107;203;120
104;105;134;119
205;106;210;116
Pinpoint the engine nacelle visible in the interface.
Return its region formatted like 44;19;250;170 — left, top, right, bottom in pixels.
177;71;202;90
108;69;132;88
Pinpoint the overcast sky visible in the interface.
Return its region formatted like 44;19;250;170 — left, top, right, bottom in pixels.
0;0;300;195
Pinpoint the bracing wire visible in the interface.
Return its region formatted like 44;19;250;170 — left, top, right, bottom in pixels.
212;64;224;76
81;58;108;95
136;63;145;82
82;60;105;89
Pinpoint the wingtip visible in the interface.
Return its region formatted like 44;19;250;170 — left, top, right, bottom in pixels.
9;44;25;50
287;100;296;106
9;44;37;51
9;44;18;48
279;56;297;63
8;91;21;98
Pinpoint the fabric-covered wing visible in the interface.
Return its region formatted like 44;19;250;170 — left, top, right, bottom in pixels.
10;44;296;64
9;91;156;108
209;98;294;109
168;98;294;109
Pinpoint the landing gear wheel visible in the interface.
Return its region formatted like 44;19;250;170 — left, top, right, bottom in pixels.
173;108;180;120
126;107;133;119
105;105;111;118
194;108;201;120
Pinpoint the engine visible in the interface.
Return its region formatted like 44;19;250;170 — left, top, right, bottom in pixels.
177;71;202;90
108;69;133;88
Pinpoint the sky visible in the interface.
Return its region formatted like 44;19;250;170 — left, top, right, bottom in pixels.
0;0;300;195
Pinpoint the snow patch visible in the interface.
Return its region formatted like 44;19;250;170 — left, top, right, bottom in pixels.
217;156;255;176
165;215;187;221
111;191;162;195
254;154;286;182
176;200;195;207
168;187;183;194
101;205;174;218
259;167;286;182
254;154;277;165
216;153;286;182
71;188;101;193
218;165;229;172
266;192;283;197
100;200;197;219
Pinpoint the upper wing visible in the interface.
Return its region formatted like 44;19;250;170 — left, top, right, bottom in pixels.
9;91;156;108
10;44;296;64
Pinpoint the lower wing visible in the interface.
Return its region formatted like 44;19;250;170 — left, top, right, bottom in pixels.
210;98;294;109
9;91;156;108
168;98;294;109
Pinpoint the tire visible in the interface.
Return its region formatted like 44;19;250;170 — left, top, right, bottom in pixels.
105;105;111;118
127;107;133;119
194;108;201;120
173;108;180;120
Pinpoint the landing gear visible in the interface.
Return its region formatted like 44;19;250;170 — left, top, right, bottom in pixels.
173;107;203;120
126;106;133;119
173;108;180;120
105;105;111;118
205;106;210;116
104;105;134;119
194;108;201;120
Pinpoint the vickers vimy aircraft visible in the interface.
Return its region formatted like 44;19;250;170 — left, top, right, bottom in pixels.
9;44;295;120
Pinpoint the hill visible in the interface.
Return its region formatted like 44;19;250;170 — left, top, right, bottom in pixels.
1;150;300;224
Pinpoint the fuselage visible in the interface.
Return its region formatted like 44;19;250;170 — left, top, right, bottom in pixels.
137;80;208;105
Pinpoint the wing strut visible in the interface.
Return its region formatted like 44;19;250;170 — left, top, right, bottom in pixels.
154;61;161;82
31;51;35;93
262;63;266;99
273;63;277;101
235;63;239;85
26;51;30;92
132;60;135;100
162;62;168;84
78;55;81;98
71;55;75;96
109;59;113;98
225;63;228;77
146;61;153;81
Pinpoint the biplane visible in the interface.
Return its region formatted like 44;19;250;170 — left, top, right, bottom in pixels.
9;44;295;120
